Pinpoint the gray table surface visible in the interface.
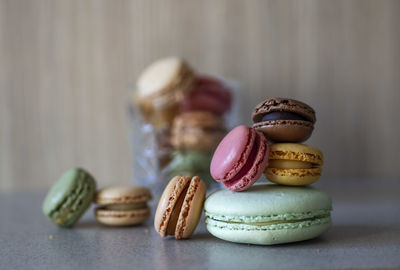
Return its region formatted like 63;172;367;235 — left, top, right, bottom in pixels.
1;178;400;270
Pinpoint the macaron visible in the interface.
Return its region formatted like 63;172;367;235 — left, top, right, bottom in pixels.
42;168;96;227
135;57;196;127
265;143;323;186
94;186;152;226
252;98;316;142
154;176;206;239
180;75;232;116
210;125;269;191
154;126;174;169
204;184;332;245
166;151;215;187
171;111;226;152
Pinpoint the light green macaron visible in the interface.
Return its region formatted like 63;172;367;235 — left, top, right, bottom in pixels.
166;151;215;187
42;168;97;227
204;184;332;245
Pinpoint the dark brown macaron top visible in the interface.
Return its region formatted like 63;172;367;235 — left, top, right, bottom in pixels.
252;98;316;143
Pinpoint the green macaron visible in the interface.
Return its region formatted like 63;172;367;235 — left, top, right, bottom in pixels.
204;184;332;245
43;168;97;227
166;151;215;187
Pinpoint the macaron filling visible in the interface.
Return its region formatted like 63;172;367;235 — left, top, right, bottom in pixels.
205;209;331;230
206;214;331;231
268;160;314;169
166;187;188;235
100;202;148;211
206;209;330;223
261;111;309;122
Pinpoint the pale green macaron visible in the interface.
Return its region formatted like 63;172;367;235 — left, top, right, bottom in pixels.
204;184;332;245
43;168;96;227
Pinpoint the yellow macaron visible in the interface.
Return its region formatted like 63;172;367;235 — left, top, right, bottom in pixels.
265;143;323;186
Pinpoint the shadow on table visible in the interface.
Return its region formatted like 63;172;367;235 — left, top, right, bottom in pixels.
271;224;399;248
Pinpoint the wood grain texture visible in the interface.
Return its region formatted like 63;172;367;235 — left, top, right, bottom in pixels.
1;0;399;191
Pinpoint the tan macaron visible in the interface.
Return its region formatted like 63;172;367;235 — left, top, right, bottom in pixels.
135;57;196;127
171;111;226;152
94;186;152;226
265;143;323;186
154;175;206;239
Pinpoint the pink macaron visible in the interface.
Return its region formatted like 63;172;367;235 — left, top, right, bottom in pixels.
210;125;269;191
180;76;232;116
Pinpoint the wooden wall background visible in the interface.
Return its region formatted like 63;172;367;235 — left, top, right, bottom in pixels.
1;0;399;191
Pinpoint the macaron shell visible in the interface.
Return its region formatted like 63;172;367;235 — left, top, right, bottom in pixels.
252;98;316;124
137;57;194;99
253;120;313;142
265;167;322;186
42;168;96;227
222;131;269;191
154;176;191;237
171;111;226;152
95;186;152;205
269;143;323;165
204;185;332;217
95;207;150;226
167;151;212;172
180;76;232;115
166;152;215;187
135;57;195;127
210;125;256;182
171;127;225;152
206;218;331;245
175;176;206;239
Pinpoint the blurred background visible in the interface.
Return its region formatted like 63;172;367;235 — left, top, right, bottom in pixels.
1;0;399;192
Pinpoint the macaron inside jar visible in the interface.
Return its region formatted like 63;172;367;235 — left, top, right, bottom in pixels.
252;98;316;142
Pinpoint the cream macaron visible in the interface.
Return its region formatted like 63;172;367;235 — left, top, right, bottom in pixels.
135;57;196;127
94;186;152;226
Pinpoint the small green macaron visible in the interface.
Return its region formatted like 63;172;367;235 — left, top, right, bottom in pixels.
166;151;215;187
43;168;97;227
205;184;332;245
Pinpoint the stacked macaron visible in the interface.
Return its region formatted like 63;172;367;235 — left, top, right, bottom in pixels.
134;58;232;187
168;79;230;187
252;98;324;186
204;98;332;245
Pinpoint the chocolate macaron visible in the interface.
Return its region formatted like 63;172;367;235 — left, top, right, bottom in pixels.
252;98;316;142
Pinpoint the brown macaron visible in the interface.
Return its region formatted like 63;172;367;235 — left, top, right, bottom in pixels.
94;186;152;226
252;98;316;142
171;111;226;152
154;175;206;239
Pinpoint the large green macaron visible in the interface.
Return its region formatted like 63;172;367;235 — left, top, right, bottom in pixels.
204;184;332;245
43;168;97;227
